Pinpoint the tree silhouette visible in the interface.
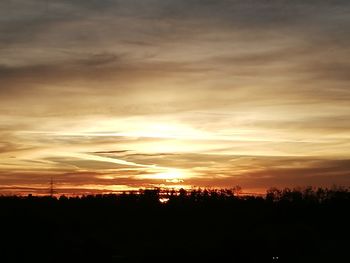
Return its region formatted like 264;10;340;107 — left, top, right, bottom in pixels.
0;186;349;262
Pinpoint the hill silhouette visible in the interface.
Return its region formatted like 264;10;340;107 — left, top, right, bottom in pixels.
1;187;350;262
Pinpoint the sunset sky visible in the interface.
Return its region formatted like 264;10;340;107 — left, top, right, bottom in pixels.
1;0;350;194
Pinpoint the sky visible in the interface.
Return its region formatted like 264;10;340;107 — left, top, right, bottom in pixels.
1;0;350;195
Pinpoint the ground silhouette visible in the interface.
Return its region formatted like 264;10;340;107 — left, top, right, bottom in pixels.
1;186;350;262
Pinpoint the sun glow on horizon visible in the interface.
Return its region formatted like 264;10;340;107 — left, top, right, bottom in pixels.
135;169;188;182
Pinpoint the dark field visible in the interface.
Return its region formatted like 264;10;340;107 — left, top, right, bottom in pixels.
1;187;350;263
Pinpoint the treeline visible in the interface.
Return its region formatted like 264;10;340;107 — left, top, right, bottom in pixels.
1;186;349;204
266;186;350;202
1;187;350;262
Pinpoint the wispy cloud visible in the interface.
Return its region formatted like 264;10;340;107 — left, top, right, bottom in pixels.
1;0;350;194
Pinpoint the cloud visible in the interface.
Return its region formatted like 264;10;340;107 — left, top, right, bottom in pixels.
1;0;350;194
2;154;350;195
186;157;350;190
